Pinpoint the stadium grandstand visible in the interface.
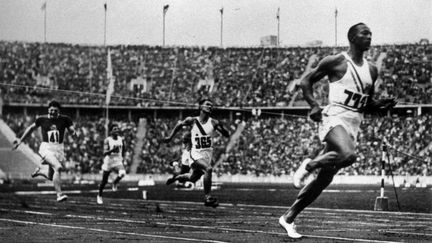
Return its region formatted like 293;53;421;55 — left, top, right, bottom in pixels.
1;41;431;178
1;1;432;242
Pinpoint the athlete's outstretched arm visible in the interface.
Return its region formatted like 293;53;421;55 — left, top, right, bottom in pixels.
67;125;76;138
12;123;37;150
163;117;194;143
212;119;230;138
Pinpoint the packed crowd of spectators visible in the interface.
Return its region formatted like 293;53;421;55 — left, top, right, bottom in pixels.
1;41;431;107
3;113;137;175
1;40;432;177
136;114;431;176
2;111;431;176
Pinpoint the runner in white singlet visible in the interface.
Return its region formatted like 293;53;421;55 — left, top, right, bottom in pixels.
279;23;396;239
97;123;126;204
164;99;230;208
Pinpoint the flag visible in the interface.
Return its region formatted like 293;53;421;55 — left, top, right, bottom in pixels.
104;3;107;11
106;49;115;105
163;4;169;14
220;7;223;14
41;2;46;11
276;7;280;20
335;7;338;17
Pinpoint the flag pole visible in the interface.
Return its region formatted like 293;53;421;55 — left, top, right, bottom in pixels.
44;3;47;43
162;5;169;46
104;3;107;46
220;8;223;48
334;7;338;47
163;10;165;46
104;2;109;137
277;7;280;47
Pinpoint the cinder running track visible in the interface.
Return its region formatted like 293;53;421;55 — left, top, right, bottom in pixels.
0;183;431;242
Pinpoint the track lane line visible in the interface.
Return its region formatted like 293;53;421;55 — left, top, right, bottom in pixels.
0;218;228;243
11;191;432;217
0;208;404;243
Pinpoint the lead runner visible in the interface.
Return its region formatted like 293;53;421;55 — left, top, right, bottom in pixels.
279;23;397;238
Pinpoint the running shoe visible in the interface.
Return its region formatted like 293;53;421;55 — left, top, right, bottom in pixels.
31;167;41;178
112;183;118;192
57;194;68;202
166;177;176;185
279;216;302;239
97;195;103;205
204;197;219;208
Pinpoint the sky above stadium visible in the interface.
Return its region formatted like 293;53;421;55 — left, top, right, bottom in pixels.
0;0;431;47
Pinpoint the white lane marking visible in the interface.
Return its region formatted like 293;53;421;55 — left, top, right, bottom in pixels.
11;190;432;220
14;190;99;195
0;218;228;243
145;199;432;218
378;230;432;237
228;188;376;193
0;208;403;243
8;193;432;220
323;189;376;193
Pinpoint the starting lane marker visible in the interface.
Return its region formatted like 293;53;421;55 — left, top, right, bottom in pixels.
0;218;228;243
1;208;402;243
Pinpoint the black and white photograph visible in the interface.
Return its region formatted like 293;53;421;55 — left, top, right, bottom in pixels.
0;0;431;242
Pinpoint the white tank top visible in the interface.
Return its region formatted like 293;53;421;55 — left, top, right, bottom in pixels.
106;136;123;159
191;117;214;152
328;52;373;111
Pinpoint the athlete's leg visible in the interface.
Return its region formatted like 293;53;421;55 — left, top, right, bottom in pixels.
43;153;65;199
112;166;126;191
282;125;357;224
306;126;357;171
31;156;52;179
284;166;338;223
190;158;213;196
177;165;191;183
98;170;111;196
47;166;54;180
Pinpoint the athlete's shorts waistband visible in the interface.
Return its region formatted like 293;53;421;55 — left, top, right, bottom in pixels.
40;142;64;148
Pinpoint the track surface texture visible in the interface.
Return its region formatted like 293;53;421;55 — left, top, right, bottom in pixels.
0;182;431;242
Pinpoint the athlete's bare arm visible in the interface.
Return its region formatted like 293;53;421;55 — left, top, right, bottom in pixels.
211;119;230;138
103;138;115;156
163;117;195;143
67;125;76;138
121;139;126;158
300;54;344;122
12;123;38;150
362;62;397;115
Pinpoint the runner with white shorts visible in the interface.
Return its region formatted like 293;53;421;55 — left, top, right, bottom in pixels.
164;99;230;207
97;124;126;204
13;100;75;202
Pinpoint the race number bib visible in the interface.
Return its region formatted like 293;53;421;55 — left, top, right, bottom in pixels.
343;90;368;109
195;136;212;149
111;145;121;154
47;130;60;144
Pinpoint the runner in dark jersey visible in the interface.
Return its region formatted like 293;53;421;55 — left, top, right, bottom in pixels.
13;101;76;202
